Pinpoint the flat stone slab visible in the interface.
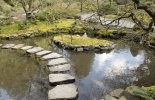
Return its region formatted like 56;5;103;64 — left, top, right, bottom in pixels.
21;46;33;50
48;84;78;100
2;44;15;49
27;47;44;54
104;94;117;100
49;64;71;73
110;89;124;99
49;74;75;85
0;44;2;47
36;50;52;57
42;53;62;60
12;44;24;49
47;58;68;66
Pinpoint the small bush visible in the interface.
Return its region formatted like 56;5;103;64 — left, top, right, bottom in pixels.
37;11;47;21
17;20;28;30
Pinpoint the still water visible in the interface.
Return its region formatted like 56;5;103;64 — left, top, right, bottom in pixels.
0;37;155;100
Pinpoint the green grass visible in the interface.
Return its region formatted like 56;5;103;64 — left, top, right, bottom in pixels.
54;35;109;46
0;19;75;37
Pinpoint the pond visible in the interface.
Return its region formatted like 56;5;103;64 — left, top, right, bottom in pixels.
0;37;155;100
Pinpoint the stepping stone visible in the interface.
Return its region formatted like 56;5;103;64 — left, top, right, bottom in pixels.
21;46;33;50
49;64;71;73
48;84;78;100
49;74;75;85
36;50;52;57
0;44;2;47
27;47;44;54
47;58;68;66
2;44;15;49
42;53;62;60
12;44;24;49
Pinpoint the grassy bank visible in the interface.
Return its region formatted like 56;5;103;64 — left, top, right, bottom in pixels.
54;35;109;46
0;19;74;38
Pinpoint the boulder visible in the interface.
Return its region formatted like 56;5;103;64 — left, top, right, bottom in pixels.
110;89;124;99
76;47;83;52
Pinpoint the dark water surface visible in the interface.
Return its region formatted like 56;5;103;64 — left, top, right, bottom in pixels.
0;37;155;100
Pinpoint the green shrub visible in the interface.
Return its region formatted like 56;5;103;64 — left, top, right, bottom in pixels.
98;2;116;15
17;20;28;30
37;11;47;21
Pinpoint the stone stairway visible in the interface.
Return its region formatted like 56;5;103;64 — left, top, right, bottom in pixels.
0;43;78;100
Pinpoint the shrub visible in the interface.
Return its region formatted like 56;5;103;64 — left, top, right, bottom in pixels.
37;11;47;21
98;2;116;15
17;20;28;30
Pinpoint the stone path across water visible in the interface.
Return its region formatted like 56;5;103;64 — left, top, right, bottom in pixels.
36;50;52;57
0;43;78;100
49;64;71;73
2;44;15;49
47;58;68;66
26;47;44;54
48;84;78;100
49;74;75;85
12;44;24;49
21;46;33;50
42;53;63;60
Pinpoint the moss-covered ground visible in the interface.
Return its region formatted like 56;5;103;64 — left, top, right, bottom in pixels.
54;35;109;46
0;19;74;38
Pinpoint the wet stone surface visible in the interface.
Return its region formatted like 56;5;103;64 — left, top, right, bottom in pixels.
49;74;75;85
49;64;71;73
21;46;33;50
2;44;15;49
42;53;63;60
47;58;68;66
12;44;24;49
48;84;78;100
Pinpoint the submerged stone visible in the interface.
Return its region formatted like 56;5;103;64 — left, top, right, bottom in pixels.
26;47;43;54
36;50;52;57
48;84;78;100
2;44;15;49
12;44;24;49
21;46;33;50
49;64;71;73
47;58;68;66
42;53;62;60
49;74;75;85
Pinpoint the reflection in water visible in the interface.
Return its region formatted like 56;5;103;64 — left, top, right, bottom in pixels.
77;45;148;100
0;49;47;100
1;38;155;100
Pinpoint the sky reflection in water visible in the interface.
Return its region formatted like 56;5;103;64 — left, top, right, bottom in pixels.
78;46;147;100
